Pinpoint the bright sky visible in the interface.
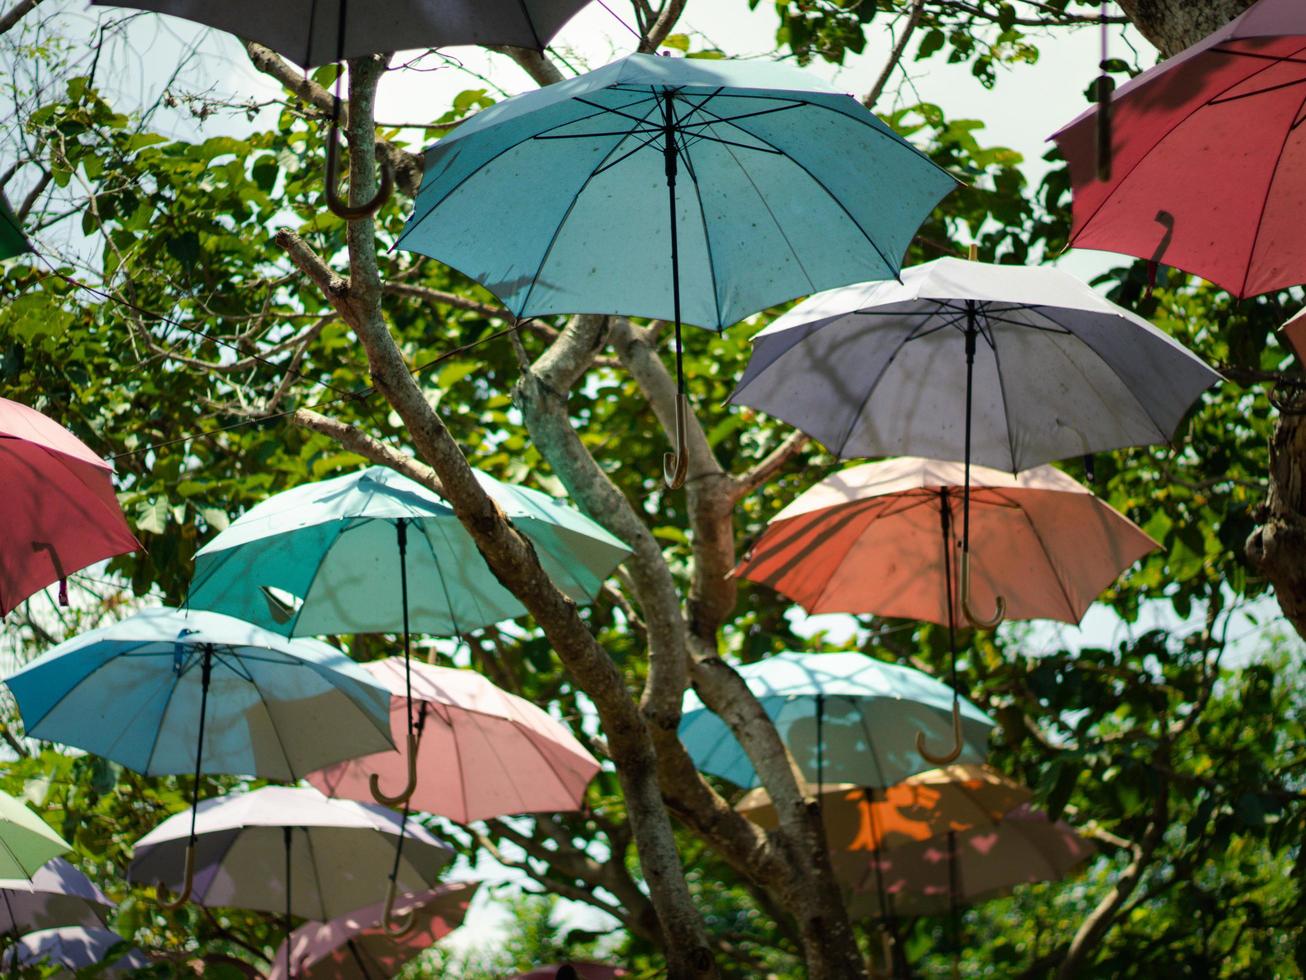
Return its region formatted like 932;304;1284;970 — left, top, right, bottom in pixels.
7;0;1300;967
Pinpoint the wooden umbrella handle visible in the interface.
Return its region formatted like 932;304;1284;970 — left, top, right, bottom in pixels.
158;841;196;910
370;733;418;807
916;701;964;767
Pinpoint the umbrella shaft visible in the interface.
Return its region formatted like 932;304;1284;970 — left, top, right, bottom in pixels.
284;826;293;980
962;303;978;554
662;91;684;397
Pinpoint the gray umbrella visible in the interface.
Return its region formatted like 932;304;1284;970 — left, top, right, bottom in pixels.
5;927;149;977
0;858;113;935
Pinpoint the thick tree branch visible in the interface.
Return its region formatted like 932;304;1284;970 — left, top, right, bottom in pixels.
730;430;811;504
863;0;926;109
0;0;40;36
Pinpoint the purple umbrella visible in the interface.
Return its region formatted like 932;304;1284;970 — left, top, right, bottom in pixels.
5;926;149;975
0;857;113;934
268;880;479;980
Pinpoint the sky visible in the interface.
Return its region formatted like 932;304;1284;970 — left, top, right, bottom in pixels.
5;0;1300;966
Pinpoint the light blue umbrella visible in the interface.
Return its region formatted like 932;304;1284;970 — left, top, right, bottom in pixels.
397;53;957;486
185;465;630;807
679;652;993;789
3;606;394;907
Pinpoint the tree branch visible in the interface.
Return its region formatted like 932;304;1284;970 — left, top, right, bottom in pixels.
862;0;926;109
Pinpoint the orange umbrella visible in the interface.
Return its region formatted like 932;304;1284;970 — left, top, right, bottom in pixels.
736;456;1157;628
737;765;1030;901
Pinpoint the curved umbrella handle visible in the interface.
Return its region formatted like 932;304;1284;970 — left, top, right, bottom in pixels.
662;392;690;490
370;732;418;807
959;550;1005;630
381;875;417;937
325;118;393;220
157;841;196;910
915;701;964;767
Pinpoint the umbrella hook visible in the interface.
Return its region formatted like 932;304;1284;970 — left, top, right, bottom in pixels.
157;841;196;910
323;0;392;220
662;392;690;489
915;699;964;767
372;520;418;807
959;549;1005;630
381;874;417;937
370;731;419;806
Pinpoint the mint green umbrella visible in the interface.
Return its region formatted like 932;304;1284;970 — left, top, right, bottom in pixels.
0;792;69;880
186;465;630;807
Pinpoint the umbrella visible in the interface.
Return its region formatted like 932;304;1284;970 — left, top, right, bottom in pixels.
397;53;956;487
187;465;627;809
849;803;1095;919
128;786;453;978
268;880;479;980
4;926;149;976
678;652;993;790
0;792;69;880
0;191;28;259
93;0;593;218
0;396;140;615
4;606;394;906
734;456;1158;626
729;256;1218;760
308;658;599;822
1051;0;1306;299
0;857;114;934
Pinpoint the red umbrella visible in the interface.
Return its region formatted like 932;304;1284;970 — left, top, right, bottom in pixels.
1052;0;1306;298
0;398;139;614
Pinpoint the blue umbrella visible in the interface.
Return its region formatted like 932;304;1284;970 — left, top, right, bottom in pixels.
397;54;956;486
3;606;394;907
678;652;993;789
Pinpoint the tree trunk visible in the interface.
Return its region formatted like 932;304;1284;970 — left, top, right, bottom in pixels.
1116;0;1255;57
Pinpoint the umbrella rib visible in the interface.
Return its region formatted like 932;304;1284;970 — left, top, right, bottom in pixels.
980;308;1021;473
589;128;670;176
1015;506;1081;622
300;826;331;921
245;660;300;781
834;313;938;458
687;100;899;274
1241;84;1306;297
140;654;194;777
1208;73;1306;105
517;99;665;316
675;101;807;131
1070;40;1306;241
671;129;728;328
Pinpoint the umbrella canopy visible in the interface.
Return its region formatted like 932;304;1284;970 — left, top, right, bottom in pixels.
0;858;113;934
736;765;1031;861
398;54;954;331
0;793;69;880
5;926;149;976
678;652;993;789
848;804;1095;919
308;659;599;822
0;397;139;615
90;0;591;67
268;880;479;980
186;465;630;638
4;606;394;780
127;786;453;921
729;257;1220;472
1051;0;1306;299
734;456;1158;626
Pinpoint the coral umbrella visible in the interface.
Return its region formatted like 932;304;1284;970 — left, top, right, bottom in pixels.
398;53;956;486
308;659;599;823
0;858;114;934
4;926;149;976
678;652;993;790
1051;0;1306;298
735;456;1158;627
0;397;139;615
268;880;479;980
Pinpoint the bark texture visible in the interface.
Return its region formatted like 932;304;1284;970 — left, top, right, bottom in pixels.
1116;0;1255;57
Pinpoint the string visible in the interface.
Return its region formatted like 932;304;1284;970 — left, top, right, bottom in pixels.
595;0;643;43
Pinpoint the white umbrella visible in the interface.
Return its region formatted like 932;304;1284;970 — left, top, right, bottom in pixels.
730;255;1220;759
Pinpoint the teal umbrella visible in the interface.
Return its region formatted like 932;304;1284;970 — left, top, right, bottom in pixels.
186;465;629;809
397;54;956;487
3;606;394;907
678;652;993;789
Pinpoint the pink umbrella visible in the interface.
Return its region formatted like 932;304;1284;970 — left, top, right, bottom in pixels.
308;658;600;823
735;456;1157;627
1051;0;1306;298
0;397;139;614
268;881;478;980
510;964;628;980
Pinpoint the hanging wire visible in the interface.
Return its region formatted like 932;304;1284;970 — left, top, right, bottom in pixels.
594;0;644;44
